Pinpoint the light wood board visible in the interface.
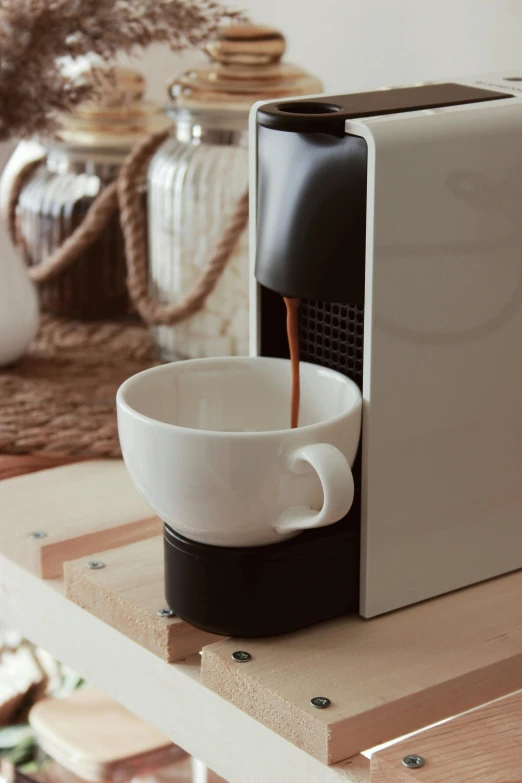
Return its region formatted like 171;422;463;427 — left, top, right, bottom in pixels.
0;552;369;783
201;571;522;765
371;690;522;783
0;454;81;481
0;460;160;578
64;537;221;662
30;687;175;781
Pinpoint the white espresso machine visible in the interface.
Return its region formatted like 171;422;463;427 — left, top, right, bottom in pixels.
164;74;522;637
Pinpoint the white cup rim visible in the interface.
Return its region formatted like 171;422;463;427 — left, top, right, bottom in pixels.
117;356;362;439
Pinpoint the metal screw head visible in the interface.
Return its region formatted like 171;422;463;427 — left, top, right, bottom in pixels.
28;531;47;540
402;755;425;769
86;560;105;570
157;608;176;618
232;650;252;662
311;697;331;709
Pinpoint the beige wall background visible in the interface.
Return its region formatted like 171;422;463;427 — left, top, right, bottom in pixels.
129;0;522;102
1;0;522;238
3;1;522;160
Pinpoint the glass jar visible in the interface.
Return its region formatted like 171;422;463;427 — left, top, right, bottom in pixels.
147;24;322;360
5;66;168;320
149;113;249;359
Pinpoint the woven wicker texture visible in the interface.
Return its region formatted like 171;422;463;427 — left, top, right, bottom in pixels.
0;315;158;458
8;136;248;323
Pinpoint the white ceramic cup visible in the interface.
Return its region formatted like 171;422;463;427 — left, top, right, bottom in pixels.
117;357;362;547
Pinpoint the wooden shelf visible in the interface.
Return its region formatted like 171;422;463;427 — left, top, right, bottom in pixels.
1;461;521;783
0;553;369;783
0;461;160;578
201;571;522;764
64;537;221;662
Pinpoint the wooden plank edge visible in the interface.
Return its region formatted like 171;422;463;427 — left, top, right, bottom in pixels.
202;643;331;762
201;637;522;765
370;690;522;783
64;557;219;663
328;653;522;764
42;516;160;579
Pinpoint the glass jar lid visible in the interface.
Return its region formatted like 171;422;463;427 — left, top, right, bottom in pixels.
169;24;323;114
55;65;169;150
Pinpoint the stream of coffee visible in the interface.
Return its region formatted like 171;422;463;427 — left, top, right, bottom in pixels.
284;296;301;429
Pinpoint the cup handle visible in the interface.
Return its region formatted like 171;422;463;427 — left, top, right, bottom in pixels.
274;443;355;535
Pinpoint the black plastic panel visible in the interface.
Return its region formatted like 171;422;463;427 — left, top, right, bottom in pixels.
259;289;364;388
164;505;360;637
300;300;364;385
255;127;367;303
257;82;513;134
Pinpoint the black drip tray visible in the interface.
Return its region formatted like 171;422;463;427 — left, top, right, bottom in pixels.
163;506;360;638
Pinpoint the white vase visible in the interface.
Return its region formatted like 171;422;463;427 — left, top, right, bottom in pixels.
0;225;39;366
0;139;46;222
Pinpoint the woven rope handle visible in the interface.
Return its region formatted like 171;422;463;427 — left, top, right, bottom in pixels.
7;157;119;283
7;157;44;246
6;131;249;321
118;129;249;327
29;183;119;283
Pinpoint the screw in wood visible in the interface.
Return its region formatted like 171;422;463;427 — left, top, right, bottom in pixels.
232;651;252;662
157;608;176;618
28;531;47;539
86;560;105;570
310;697;331;709
402;755;425;769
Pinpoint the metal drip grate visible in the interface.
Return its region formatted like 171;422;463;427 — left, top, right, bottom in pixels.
299;300;364;387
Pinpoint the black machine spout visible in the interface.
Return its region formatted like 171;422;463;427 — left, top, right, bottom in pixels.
254;107;367;304
254;83;512;304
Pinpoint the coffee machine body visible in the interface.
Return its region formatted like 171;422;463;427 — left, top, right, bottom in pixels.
163;74;522;637
252;74;522;618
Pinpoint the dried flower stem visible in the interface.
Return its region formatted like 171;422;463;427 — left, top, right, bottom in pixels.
0;0;241;140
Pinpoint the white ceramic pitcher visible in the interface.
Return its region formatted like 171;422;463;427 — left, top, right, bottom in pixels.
0;224;39;366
